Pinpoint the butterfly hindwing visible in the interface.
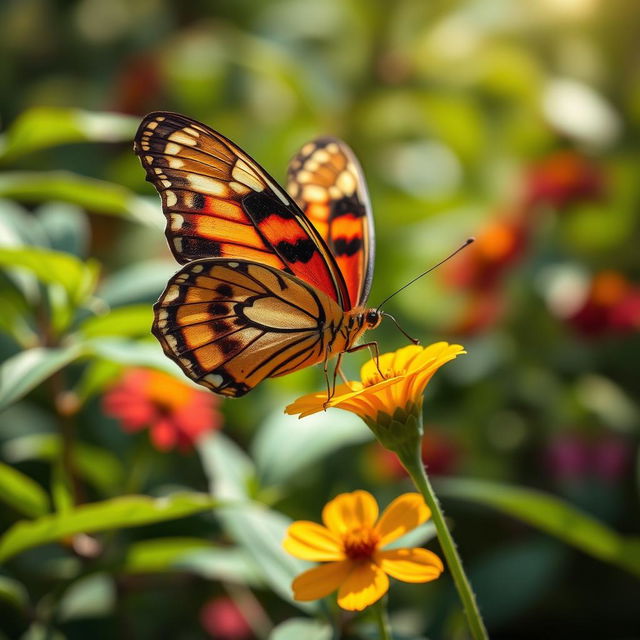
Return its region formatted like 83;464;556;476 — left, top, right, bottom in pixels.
153;258;345;397
135;112;351;309
287;137;375;307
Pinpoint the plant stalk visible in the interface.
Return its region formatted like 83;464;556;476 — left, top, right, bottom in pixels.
397;443;489;640
371;597;392;640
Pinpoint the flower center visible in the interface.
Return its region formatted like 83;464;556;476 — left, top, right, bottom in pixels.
342;527;380;560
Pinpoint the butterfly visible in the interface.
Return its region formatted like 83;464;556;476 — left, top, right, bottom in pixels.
134;112;382;398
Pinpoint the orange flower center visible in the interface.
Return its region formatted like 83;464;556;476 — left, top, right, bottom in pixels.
342;527;380;560
144;371;193;413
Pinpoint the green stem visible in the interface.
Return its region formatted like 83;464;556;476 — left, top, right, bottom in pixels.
397;444;488;640
371;598;392;640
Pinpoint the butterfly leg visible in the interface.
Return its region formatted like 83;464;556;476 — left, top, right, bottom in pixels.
346;341;385;379
322;347;342;409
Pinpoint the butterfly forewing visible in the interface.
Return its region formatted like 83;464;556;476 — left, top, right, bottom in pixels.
135;112;351;309
287;137;375;308
153;258;345;397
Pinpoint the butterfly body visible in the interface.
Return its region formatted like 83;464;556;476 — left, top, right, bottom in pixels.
135;112;378;397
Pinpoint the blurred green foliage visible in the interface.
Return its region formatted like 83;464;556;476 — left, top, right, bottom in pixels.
0;0;639;638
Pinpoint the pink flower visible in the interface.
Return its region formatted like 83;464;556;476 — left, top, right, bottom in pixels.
103;368;222;452
200;597;252;640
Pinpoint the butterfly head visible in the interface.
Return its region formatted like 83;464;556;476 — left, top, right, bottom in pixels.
364;309;382;329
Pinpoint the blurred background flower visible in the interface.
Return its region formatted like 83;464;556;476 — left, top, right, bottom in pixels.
103;368;223;452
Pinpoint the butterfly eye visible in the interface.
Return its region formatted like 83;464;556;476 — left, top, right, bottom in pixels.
365;310;380;328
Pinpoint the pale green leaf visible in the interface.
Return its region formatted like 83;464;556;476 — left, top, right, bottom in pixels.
77;305;153;339
0;345;84;412
0;492;217;562
0;171;161;228
269;619;332;640
252;408;371;487
0;107;138;161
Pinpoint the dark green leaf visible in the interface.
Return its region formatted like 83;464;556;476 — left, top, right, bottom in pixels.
436;478;640;577
0;576;29;612
0;461;49;518
4;434;125;495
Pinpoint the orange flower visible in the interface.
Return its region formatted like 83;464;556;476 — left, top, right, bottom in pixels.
103;368;222;452
286;342;464;425
283;490;443;611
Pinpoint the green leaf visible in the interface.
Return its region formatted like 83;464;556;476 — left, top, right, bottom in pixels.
0;575;29;613
436;478;640;577
0;461;49;518
37;202;90;258
77;305;153;339
175;547;264;586
124;538;263;586
0;492;217;562
198;434;314;610
0;107;138;161
217;503;316;612
269;619;332;640
58;573;116;621
0;246;99;305
0;171;161;227
4;434;124;495
85;338;186;379
0;345;84;411
198;432;256;500
470;540;564;629
123;537;215;572
96;260;174;308
252;408;371;487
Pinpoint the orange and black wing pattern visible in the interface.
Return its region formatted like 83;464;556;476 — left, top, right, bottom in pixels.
134;112;350;310
287;137;374;308
153;258;344;397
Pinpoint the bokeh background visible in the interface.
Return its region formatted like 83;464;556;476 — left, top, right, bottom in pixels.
1;0;639;638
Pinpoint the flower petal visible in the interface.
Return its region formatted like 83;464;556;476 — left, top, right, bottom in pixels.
375;493;430;546
291;560;353;602
283;521;344;561
322;491;379;535
337;561;389;611
375;548;444;583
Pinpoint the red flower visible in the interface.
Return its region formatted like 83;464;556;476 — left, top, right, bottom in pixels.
103;368;222;452
524;150;603;209
200;597;252;640
565;271;640;337
443;215;529;291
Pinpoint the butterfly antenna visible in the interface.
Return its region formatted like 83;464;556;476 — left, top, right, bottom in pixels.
383;312;420;344
376;237;475;312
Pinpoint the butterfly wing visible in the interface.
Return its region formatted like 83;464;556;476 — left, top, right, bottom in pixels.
153;258;344;397
134;112;351;310
287;137;375;308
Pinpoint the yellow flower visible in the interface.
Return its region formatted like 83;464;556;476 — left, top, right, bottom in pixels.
283;490;443;611
286;342;465;422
